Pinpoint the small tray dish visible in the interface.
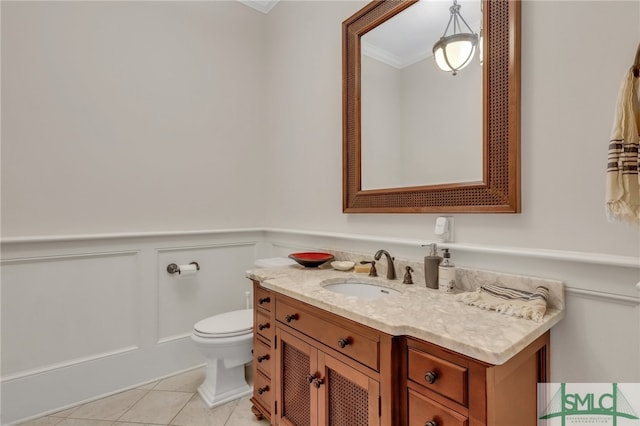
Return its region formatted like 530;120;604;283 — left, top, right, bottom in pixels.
288;252;335;268
331;261;355;271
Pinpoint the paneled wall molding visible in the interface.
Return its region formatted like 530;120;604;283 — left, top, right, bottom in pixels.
157;333;192;345
155;241;257;253
0;228;264;245
1;232;258;425
2;227;638;269
0;346;139;383
0;250;140;264
262;228;640;269
565;286;640;306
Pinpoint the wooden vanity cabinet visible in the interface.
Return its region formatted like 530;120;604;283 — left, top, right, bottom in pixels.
250;281;400;426
250;281;550;426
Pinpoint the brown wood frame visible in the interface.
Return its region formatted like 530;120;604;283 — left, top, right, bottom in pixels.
343;0;521;213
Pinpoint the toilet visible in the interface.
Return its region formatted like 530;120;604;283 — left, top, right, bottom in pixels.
191;309;253;408
191;257;295;408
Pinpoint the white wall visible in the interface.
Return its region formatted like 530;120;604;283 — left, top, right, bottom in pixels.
7;0;636;255
264;0;640;258
361;54;482;189
400;57;482;185
1;1;267;237
361;55;403;189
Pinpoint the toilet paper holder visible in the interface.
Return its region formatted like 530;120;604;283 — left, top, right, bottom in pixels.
167;262;200;274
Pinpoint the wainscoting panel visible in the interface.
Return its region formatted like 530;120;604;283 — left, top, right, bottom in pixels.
1;251;140;376
550;288;640;383
157;243;256;342
1;228;638;425
0;230;262;425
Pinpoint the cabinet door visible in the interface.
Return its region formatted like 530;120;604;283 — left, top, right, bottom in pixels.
276;328;318;426
317;352;380;426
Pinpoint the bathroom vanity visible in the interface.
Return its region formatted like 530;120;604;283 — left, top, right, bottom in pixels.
248;265;563;426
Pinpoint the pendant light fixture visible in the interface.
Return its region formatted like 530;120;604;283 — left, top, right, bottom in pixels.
432;0;478;75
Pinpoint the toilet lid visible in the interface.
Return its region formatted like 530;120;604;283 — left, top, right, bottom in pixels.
194;309;253;337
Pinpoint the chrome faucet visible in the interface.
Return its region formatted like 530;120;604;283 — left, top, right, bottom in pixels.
374;249;396;280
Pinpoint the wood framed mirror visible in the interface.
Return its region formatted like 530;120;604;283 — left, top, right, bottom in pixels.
343;0;520;213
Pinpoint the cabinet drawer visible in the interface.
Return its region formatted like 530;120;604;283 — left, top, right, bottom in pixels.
275;299;379;370
409;389;469;426
253;371;272;416
408;348;467;405
408;389;468;426
255;309;274;342
255;286;273;312
254;338;272;378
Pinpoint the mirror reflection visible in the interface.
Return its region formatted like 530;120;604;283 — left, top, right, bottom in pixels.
360;0;483;190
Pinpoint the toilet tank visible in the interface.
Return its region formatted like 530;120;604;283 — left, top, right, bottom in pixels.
254;257;296;268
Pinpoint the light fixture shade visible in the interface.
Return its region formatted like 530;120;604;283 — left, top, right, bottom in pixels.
433;33;477;75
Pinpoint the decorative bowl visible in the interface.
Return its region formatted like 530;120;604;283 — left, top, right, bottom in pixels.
330;261;355;271
288;252;335;268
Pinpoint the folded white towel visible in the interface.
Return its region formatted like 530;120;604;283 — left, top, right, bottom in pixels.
456;284;549;322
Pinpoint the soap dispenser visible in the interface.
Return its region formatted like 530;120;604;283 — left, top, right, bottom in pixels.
423;243;442;289
438;248;456;293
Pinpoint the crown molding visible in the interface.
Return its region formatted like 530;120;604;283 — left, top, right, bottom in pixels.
237;0;278;14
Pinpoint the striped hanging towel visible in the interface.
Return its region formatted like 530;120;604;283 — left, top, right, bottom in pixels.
606;65;640;224
456;284;549;322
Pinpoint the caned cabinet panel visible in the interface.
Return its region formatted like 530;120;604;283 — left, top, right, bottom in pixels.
317;351;380;426
276;328;317;426
276;328;381;426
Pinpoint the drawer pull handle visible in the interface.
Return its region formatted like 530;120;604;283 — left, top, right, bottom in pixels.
425;421;438;426
258;323;270;331
257;354;269;363
307;374;316;384
313;378;324;389
257;385;269;395
258;297;271;305
424;371;438;384
337;338;350;348
285;313;299;323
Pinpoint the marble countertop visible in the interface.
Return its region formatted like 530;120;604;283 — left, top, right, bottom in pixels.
246;265;565;365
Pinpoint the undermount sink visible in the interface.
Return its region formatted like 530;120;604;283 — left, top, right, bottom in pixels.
322;281;400;299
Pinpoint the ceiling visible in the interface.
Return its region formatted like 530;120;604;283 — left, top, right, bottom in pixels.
360;0;481;69
237;0;481;70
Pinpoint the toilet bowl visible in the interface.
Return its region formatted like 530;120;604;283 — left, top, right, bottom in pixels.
191;257;296;408
191;309;253;408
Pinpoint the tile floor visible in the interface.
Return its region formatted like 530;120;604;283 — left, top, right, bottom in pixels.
19;367;270;426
